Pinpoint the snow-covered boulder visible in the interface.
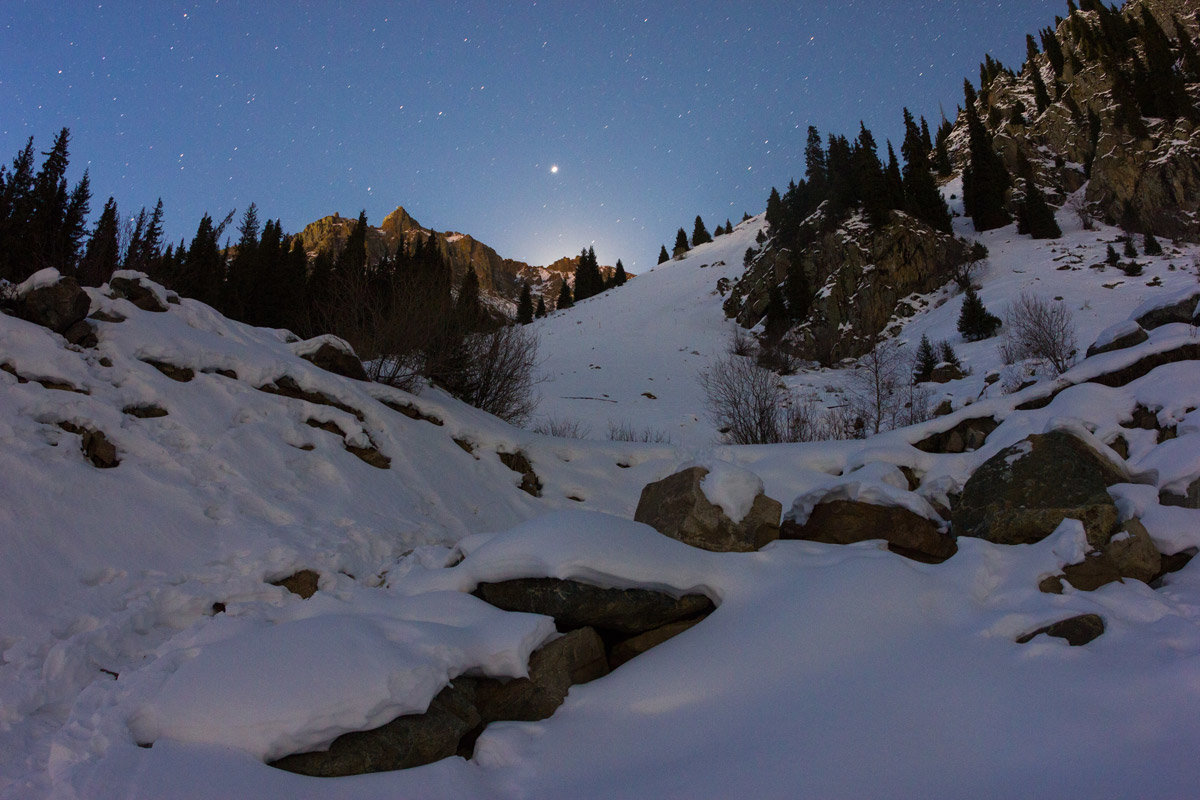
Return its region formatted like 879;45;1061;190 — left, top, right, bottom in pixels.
951;431;1125;547
1086;319;1148;358
107;270;170;312
292;334;370;381
11;268;90;334
1133;285;1200;330
633;465;781;552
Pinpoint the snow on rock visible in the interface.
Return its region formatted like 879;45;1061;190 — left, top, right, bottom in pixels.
695;461;764;523
785;467;942;527
15;267;63;296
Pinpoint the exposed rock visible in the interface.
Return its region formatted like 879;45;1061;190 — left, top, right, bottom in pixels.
1060;554;1125;592
780;499;956;563
15;275;90;334
295;336;369;382
1161;477;1200;510
1086;322;1148;358
633;467;781;552
473;578;715;636
108;274;169;312
1016;614;1105;647
1134;287;1200;330
270;569;320;599
381;398;443;426
62;320;97;348
473;627;608;724
258;376;364;420
1106;519;1161;584
952;431;1124;547
498;451;542;497
609;616;707;670
123;404;168;419
269;680;481;777
81;429;119;468
913;416;998;454
929;363;964;383
346;442;391;470
141;359;194;382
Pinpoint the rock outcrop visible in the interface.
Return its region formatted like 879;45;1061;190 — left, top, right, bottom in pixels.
634;466;781;552
780;499;956;563
12;272;90;334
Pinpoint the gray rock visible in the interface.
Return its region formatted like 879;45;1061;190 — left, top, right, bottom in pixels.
108;274;169;312
780;499;956;563
1106;519;1161;583
16;276;90;334
634;466;781;552
298;337;369;381
609;616;707;669
1135;287;1200;331
474;627;608;723
269;680;481;777
81;429;119;468
1086;323;1148;358
952;431;1124;548
1016;614;1105;646
474;577;715;636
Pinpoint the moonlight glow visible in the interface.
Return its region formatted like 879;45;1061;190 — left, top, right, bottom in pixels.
550;164;559;174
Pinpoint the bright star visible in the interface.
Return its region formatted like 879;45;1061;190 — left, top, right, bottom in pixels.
550;164;559;174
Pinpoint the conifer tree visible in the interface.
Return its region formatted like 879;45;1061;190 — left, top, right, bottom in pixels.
455;266;482;331
724;219;733;235
825;134;855;218
0;137;36;281
1017;180;1061;239
913;334;938;382
27;128;71;274
1123;237;1137;259
1105;244;1120;265
556;278;573;310
783;260;810;321
884;142;905;212
613;259;627;286
1143;232;1162;256
78;197;120;287
658;244;670;264
962;80;1011;232
764;285;788;338
1026;35;1051;114
535;296;547;318
853;123;889;227
673;227;689;256
804;126;827;198
939;341;962;371
339;209;369;279
1174;15;1200;79
572;246;603;301
900;108;952;232
957;286;1002;341
691;215;712;247
933;120;953;178
516;282;534;324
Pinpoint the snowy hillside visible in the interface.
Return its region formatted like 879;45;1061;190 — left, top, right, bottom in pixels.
3;251;1200;797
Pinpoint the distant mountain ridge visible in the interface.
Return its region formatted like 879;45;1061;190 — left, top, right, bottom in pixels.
299;206;620;313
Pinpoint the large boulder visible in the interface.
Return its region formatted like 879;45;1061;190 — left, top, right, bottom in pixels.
107;272;169;312
14;270;90;334
1086;320;1149;358
780;499;956;563
473;577;714;636
1016;614;1105;647
1106;518;1161;584
293;335;370;381
473;627;608;724
951;431;1125;547
1133;286;1200;331
269;680;481;777
634;466;781;552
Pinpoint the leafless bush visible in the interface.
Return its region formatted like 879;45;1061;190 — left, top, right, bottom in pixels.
444;324;543;424
1067;193;1095;230
755;338;798;375
952;240;988;290
729;326;756;357
699;354;789;444
1002;291;1077;375
607;421;673;444
845;339;906;435
532;417;591;439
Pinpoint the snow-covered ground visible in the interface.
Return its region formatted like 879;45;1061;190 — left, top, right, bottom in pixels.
2;191;1200;798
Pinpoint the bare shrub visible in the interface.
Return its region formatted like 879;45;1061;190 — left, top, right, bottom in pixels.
845;339;905;435
607;421;673;444
1068;193;1095;230
1002;291;1078;375
533;417;591;439
729;326;756;357
443;324;542;424
699;354;788;444
952;240;988;290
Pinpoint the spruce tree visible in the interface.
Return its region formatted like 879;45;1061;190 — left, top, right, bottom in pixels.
962;80;1011;232
804;126;827;198
691;215;712;247
957;286;1001;340
724;219;733;235
27;128;71;274
673;227;689;256
939;340;962;371
1018;180;1061;239
884;142;905;212
556;278;573;310
1123;237;1137;259
516;283;534;324
1143;232;1162;256
455;267;482;331
0;137;36;281
1105;244;1120;265
535;296;547;318
1026;35;1051;114
853;123;889;228
613;259;627;286
78;197;120;287
900;108;952;232
914;334;938;382
658;244;670;264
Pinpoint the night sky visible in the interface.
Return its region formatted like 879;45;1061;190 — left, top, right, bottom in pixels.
3;1;1062;270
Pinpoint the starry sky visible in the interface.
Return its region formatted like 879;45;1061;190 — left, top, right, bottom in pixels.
3;1;1062;270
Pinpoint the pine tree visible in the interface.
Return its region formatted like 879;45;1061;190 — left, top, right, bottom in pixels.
803;126;827;198
1105;244;1120;265
933;120;953;178
535;296;547;318
455;266;482;331
962;80;1011;232
853;123;889;228
764;285;788;338
27;128;71;274
59;170;90;274
724;219;733;235
914;334;938;382
556;278;573;310
339;209;369;279
900;108;952;232
613;259;627;286
1040;27;1065;76
673;227;689;256
1174;15;1200;80
1138;7;1192;120
1026;35;1051;114
0;137;36;281
1123;237;1137;259
783;259;810;320
939;340;962;371
957;286;1001;341
573;246;603;301
78;197;120;287
658;244;669;264
884;142;905;211
691;215;712;247
1018;180;1061;239
516;282;534;324
1143;232;1162;256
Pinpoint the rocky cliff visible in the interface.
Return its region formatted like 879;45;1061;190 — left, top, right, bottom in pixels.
299;207;618;314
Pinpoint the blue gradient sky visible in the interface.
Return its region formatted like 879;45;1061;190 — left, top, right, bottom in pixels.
2;1;1062;269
